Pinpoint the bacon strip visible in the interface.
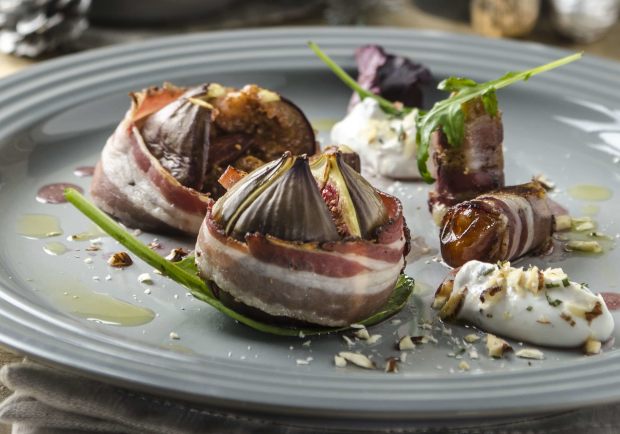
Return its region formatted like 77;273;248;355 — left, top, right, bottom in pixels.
91;86;212;235
195;193;408;326
428;97;505;219
440;181;554;267
91;83;317;235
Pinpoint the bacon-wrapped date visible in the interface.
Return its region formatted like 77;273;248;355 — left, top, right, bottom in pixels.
91;82;316;235
428;97;505;220
439;181;554;267
195;150;410;326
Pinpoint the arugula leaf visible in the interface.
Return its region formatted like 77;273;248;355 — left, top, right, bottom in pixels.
416;52;582;182
64;188;414;336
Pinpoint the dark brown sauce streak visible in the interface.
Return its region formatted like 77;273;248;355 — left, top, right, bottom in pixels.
599;292;620;311
73;166;95;177
36;183;83;204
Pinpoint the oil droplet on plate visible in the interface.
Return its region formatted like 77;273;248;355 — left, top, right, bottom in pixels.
17;214;63;239
568;184;613;201
43;241;68;256
48;280;154;326
581;204;600;215
67;224;106;241
311;118;338;131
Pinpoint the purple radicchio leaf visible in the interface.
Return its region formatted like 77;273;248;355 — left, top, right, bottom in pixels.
349;44;432;111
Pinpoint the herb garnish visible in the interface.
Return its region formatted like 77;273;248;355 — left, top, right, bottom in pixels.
308;41;582;183
545;292;563;307
64;188;414;336
415;52;582;182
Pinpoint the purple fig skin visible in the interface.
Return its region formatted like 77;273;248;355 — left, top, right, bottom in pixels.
349;44;433;110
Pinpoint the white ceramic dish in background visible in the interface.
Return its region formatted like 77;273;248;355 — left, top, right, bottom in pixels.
0;27;619;425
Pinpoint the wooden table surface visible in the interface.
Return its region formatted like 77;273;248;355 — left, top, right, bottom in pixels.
0;2;618;432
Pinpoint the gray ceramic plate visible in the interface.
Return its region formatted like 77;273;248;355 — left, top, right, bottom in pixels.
0;27;619;423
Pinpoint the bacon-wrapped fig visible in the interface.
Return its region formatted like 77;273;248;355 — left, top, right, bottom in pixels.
195;150;410;326
428;97;505;222
440;181;554;267
91;82;316;234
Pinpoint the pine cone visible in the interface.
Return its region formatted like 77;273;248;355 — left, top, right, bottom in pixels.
0;0;90;58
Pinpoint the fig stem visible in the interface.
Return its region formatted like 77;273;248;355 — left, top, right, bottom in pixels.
308;41;405;116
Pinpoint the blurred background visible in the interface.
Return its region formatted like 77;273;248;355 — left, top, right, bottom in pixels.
0;0;618;75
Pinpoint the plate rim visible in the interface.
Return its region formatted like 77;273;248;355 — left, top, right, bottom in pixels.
1;26;620;420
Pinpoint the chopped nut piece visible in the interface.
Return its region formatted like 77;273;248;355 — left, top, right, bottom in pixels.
565;240;602;253
169;332;180;340
338;352;376;369
398;336;416;351
83;257;93;264
334;355;347;368
515;348;544;360
366;334;382;345
143;288;151;295
107;252;133;268
385;357;399;373
464;334;480;343
583;338;602;355
554;215;572;232
458;360;470;371
438;287;467;320
138;273;153;284
165;248;189;262
148;240;162;250
296;357;313;365
486;334;512;358
353;328;370;340
342;335;355;347
574;221;595;232
433;279;454;310
533;174;555;191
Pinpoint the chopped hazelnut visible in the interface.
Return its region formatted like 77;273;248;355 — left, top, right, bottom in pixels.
107;252;133;268
486;333;512;358
515;348;544;360
583;338;602;355
334;355;347;368
165;248;189;262
338;352;375;369
464;334;480;343
398;336;416;351
385;357;399;373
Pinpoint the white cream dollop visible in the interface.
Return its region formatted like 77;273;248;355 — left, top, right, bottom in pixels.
437;260;614;347
330;98;419;179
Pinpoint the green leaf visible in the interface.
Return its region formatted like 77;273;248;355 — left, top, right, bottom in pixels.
437;77;477;92
416;52;582;183
64;188;414;336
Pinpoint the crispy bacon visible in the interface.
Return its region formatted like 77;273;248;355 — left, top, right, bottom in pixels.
91;83;316;235
196;193;408;327
440;181;554;267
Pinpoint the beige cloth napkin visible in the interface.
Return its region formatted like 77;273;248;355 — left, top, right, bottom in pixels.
0;360;619;434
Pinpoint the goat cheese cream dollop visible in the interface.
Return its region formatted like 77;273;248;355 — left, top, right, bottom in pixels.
330;98;419;179
434;260;614;347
